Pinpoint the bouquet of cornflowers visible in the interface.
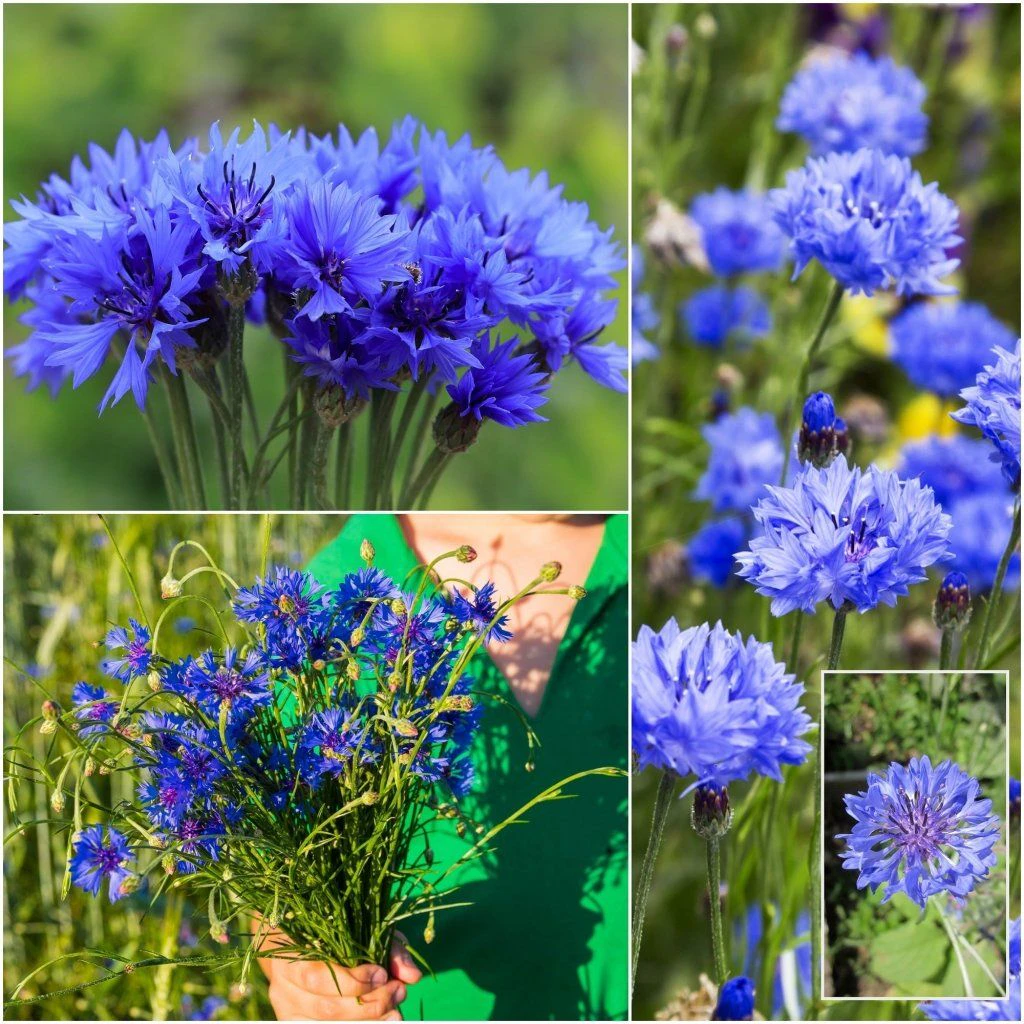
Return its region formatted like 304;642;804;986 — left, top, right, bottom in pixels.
9;537;610;1004
4;118;625;510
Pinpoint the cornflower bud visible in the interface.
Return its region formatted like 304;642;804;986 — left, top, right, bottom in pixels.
147;670;162;692
456;545;477;564
362;791;379;806
540;561;562;583
933;571;972;631
665;23;689;57
568;585;587;601
40;719;57;736
85;757;97;777
160;573;183;599
444;616;460;634
312;658;327;672
42;699;60;721
345;660;360;682
395;719;418;738
691;785;732;839
798;391;841;468
438;695;474;713
117;875;140;898
390;598;407;617
360;539;375;565
50;789;66;813
350;627;365;648
433;404;482;454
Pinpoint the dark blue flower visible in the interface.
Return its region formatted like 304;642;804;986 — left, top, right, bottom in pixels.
282;180;410;320
838;756;999;908
770;148;961;296
531;292;626;392
234;566;327;641
681;285;771;347
687;518;748;587
899;435;1006;508
71;681;119;738
891;301;1018;397
448;581;512;643
777;51;928;156
70;825;136;902
164;813;225;874
1010;779;1021;818
737;456;952;615
183;648;272;719
283;314;396;399
446;334;548;428
952;341;1021;489
695;408;784;515
161;121;304;275
690;188;786;276
713;976;756;1021
945;492;1021;593
333;567;400;627
102;618;152;683
631;619;812;786
298;706;377;786
37;207;208;410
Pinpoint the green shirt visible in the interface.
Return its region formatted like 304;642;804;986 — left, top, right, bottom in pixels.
305;514;628;1021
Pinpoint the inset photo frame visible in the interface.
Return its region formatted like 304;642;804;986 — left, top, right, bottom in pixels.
821;670;1011;1005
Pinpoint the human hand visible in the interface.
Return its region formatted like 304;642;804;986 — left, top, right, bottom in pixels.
254;919;422;1021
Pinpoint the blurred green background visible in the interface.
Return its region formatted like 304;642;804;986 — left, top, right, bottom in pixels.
3;514;343;1019
2;3;628;510
631;4;1021;1020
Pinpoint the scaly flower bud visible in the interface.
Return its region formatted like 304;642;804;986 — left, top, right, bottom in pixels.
147;670;162;692
691;785;732;839
568;585;587;601
350;627;365;648
540;561;562;582
50;789;66;813
160;573;183;599
360;539;375;565
433;404;482;454
933;570;972;631
798;391;841;468
456;545;477;564
41;699;60;721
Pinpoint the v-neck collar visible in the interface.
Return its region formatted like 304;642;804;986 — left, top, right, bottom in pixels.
384;514;625;722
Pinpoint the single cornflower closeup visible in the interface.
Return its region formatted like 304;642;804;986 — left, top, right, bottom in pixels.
69;825;136;903
837;755;1000;908
736;455;952;615
695;407;784;515
777;50;929;157
689;187;786;277
770;148;961;296
631;618;812;787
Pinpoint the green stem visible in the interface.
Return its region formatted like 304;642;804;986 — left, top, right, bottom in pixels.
939;628;955;671
291;382;316;510
706;836;727;986
781;280;845;483
383;378;428;494
364;390;398;509
403;447;448;509
310;418;334;511
226;301;246;510
335;422;352;509
284;353;299;505
163;369;206;508
974;501;1021;668
401;386;441;500
631;771;676;995
787;610;804;673
139;404;181;509
936;901;974;997
416;451;453;510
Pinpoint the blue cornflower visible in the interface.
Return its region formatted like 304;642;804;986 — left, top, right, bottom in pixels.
713;977;756;1021
234;566;327;641
70;825;136;902
687;518;748;588
71;681;119;738
181;995;227;1022
952;341;1021;489
6;281;77;396
777;51;928;157
770;148;961;296
735;906;811;1019
446;335;549;428
161;121;304;274
891;301;1018;397
531;292;626;392
631;619;812;786
283;315;396;399
899;435;1006;509
150;723;228;804
38;207;208;410
448;581;512;643
282;180;410;320
737;455;952;615
632;245;660;364
689;188;786;277
445;757;476;800
165;814;225;874
102;618;152;683
920;977;1020;1022
333;567;400;626
1011;778;1021;818
838;756;999;908
183;649;272;719
298;706;376;786
681;285;771;347
137;776;192;831
695;408;784;515
945;493;1021;593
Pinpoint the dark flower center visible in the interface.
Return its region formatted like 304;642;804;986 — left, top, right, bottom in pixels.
196;159;276;253
98;843;126;874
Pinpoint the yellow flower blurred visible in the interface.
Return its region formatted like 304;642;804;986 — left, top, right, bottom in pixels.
895;393;959;443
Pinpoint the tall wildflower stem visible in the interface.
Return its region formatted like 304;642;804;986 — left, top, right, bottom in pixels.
631;770;676;995
781;281;844;482
140;404;181;509
810;606;848;1019
936;900;974;997
939;628;955;671
973;500;1021;668
226;300;247;510
706;836;727;985
163;369;206;508
310;418;334;510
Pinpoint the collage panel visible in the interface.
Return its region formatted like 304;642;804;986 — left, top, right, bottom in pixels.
631;3;1020;1024
3;2;628;513
3;512;628;1021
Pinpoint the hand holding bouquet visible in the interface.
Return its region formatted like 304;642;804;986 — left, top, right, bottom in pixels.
10;533;614;1007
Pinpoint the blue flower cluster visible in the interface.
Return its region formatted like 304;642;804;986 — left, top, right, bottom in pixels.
953;341;1022;490
737;455;952;615
681;285;771;349
770;148;961;296
890;301;1018;397
5;120;625;421
631;619;812;787
837;756;1000;909
777;51;928;157
899;435;1020;592
65;560;514;898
